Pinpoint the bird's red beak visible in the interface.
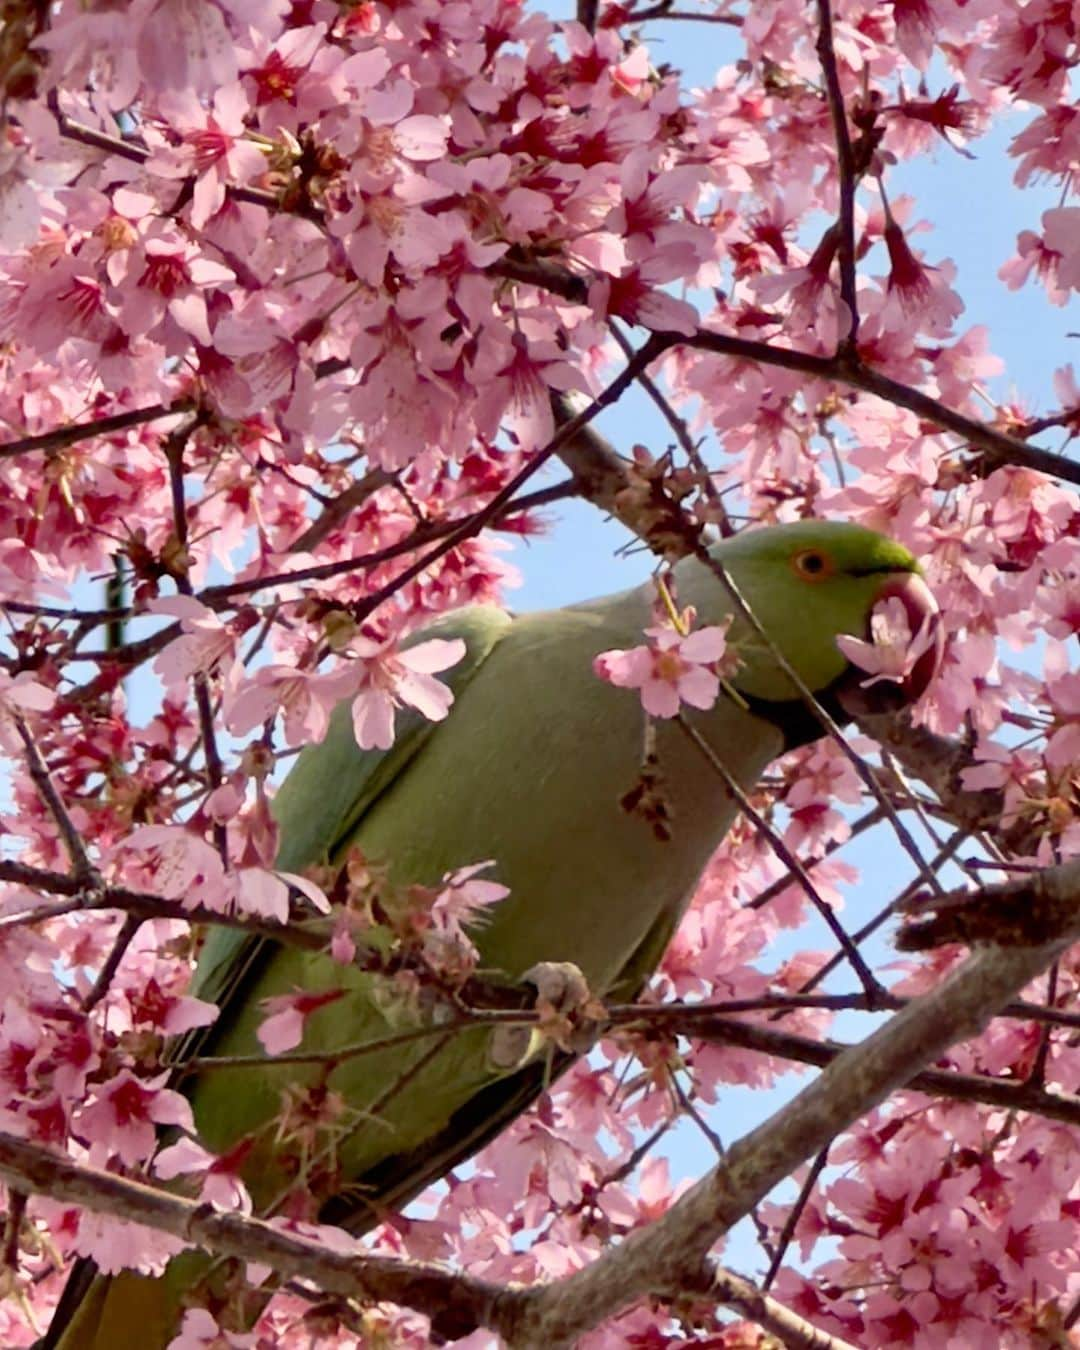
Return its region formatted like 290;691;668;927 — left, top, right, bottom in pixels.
836;571;944;717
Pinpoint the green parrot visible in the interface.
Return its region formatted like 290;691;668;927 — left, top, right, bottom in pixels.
44;521;941;1348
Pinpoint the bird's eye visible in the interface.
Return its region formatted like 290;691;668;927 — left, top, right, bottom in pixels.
793;549;831;580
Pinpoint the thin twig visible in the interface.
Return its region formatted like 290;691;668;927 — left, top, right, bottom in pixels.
746;806;886;911
795;828;970;995
678;715;884;997
163;420;229;864
609;320;734;535
678;1015;1080;1129
1025;963;1060;1090
10;715;99;886
81;914;142;1014
0;400;194;461
763;1146;830;1290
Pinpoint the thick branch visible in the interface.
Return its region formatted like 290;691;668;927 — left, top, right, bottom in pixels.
0;1131;516;1344
897;856;1080;950
705;1263;858;1350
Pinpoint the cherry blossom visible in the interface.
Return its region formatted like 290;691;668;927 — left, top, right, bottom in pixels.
594;622;735;719
349;635;467;750
154;1136;253;1214
256;988;345;1055
835;594;940;689
150;595;242;690
0;671;55;751
77;1070;194;1168
166;1308;256;1350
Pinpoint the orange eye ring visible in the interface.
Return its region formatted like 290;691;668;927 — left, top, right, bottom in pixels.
792;548;833;581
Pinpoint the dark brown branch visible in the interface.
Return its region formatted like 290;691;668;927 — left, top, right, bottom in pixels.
608;989;1080;1033
763;1147;830;1291
814;0;859;345
747;806;886;910
288;468;393;553
0;401;194;461
670;328;1080;488
199;479;579;603
0;860;330;951
81;914;141;1014
0;1131;516;1345
577;0;600;31
11;715;99;886
675;1013;1080;1128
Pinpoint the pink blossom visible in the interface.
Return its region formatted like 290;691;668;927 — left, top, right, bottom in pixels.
429;862;509;938
116;826;230;912
256;988;345;1054
78;1070;194;1167
150;596;240;690
0;671;55;752
154;1137;252;1214
230;865;329;924
594;623;734;719
166;1308;256;1350
0;143;40;250
836;596;939;689
225;664;355;748
420;862;510;976
349;636;466;750
127;977;218;1036
72;1211;187;1276
151;83;267;228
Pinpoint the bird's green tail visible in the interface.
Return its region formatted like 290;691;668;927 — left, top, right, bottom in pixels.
47;1254;206;1350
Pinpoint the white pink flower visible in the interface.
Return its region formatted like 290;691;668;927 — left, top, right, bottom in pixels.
349;636;466;750
836;596;939;688
594;623;733;719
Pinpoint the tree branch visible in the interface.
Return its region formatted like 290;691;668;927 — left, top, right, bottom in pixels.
857;710;1045;855
671;1009;1080;1129
11;715;99;887
705;1262;859;1350
0;1131;517;1344
0;401;193;460
814;0;859;346
897;856;1080;950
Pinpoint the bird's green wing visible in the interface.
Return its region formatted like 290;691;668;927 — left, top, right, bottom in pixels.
177;605;513;1063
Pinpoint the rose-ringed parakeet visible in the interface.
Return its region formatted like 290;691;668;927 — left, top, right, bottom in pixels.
44;521;941;1348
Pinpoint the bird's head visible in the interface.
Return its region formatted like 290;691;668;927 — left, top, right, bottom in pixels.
692;520;944;718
